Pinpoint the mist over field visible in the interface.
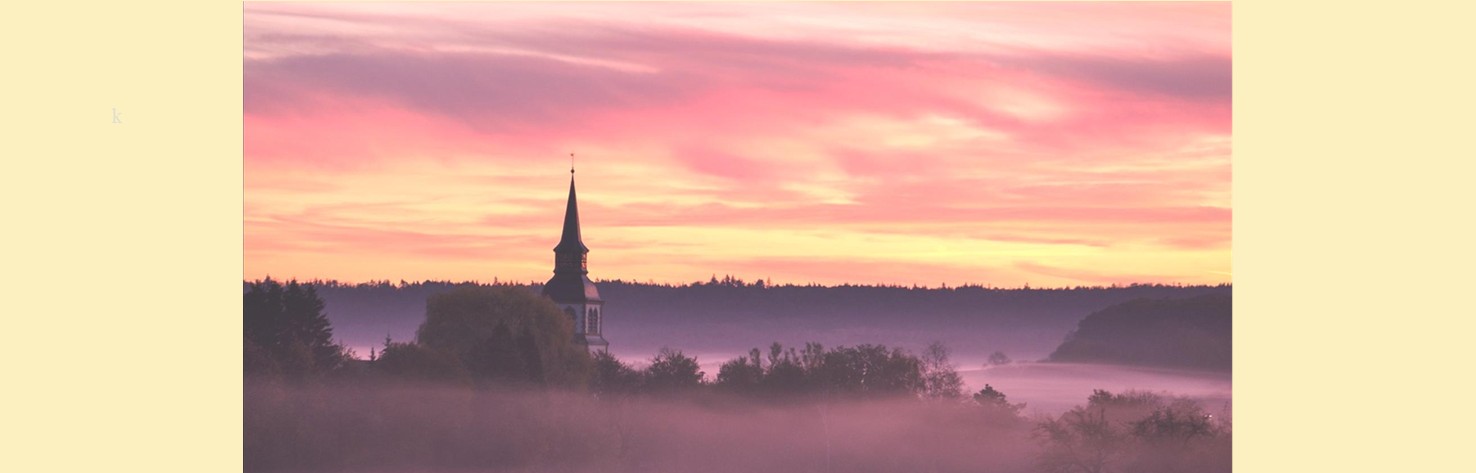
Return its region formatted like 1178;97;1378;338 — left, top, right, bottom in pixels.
247;385;1031;473
245;279;1231;472
297;281;1231;414
962;362;1230;414
246;383;1229;473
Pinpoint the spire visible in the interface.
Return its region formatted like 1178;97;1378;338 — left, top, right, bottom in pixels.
554;171;589;255
542;158;606;352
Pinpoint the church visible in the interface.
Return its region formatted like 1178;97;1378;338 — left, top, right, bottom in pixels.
541;167;609;353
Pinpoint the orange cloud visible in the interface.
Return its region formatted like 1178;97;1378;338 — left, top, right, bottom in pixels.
245;2;1230;287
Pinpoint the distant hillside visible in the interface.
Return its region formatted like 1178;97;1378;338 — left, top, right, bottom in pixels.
254;279;1231;366
1046;294;1231;371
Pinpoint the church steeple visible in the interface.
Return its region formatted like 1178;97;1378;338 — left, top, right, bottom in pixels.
554;170;589;253
553;167;589;274
542;162;608;353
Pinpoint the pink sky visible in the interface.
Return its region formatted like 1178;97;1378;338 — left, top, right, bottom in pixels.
244;2;1230;287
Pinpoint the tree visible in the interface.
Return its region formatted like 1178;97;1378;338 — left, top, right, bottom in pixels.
590;350;642;396
762;343;812;395
517;325;544;384
972;384;1026;418
374;341;470;385
987;351;1013;366
415;286;590;387
464;321;524;383
1035;389;1229;473
1124;399;1226;473
1130;399;1214;445
715;354;764;393
644;347;704;392
816;344;923;399
243;278;349;379
1086;389;1164;422
1035;405;1126;473
243;336;280;377
920;342;964;400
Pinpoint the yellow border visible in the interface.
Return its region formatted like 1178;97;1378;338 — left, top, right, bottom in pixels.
4;0;242;470
7;1;1472;472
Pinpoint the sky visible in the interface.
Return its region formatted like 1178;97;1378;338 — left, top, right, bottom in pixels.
244;2;1230;288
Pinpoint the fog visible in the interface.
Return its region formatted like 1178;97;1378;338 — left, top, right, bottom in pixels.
246;384;1038;473
256;282;1231;472
610;351;1229;416
958;362;1231;414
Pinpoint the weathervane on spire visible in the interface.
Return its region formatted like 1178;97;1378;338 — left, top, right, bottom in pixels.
570;152;575;174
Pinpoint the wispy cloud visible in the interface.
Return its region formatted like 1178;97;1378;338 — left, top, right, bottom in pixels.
245;2;1230;287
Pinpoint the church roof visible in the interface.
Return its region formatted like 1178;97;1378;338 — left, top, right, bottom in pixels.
542;273;603;303
553;172;589;254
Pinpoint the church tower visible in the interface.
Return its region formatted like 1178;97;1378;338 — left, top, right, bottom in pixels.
542;166;608;352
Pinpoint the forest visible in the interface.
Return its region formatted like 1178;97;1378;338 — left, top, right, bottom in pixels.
1048;294;1232;371
284;277;1232;369
244;278;1231;473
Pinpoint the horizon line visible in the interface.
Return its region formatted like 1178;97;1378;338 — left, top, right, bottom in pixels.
243;275;1233;291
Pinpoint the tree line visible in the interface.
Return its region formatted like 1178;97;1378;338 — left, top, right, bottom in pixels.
244;278;1229;473
284;276;1227;291
244;278;1019;407
243;279;355;381
294;276;1232;368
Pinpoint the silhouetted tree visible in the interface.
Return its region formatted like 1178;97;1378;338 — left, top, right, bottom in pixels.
710;342;940;401
243;336;280;377
243;278;349;380
590;350;642;396
762;343;812;395
1086;389;1163;416
1130;399;1214;445
715;354;764;393
973;384;1027;420
416;286;591;387
644;347;704;392
374;341;470;385
1035;389;1230;473
920;342;964;400
1035;404;1124;473
517;325;544;384
465;322;524;384
816;344;922;399
1124;399;1226;473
